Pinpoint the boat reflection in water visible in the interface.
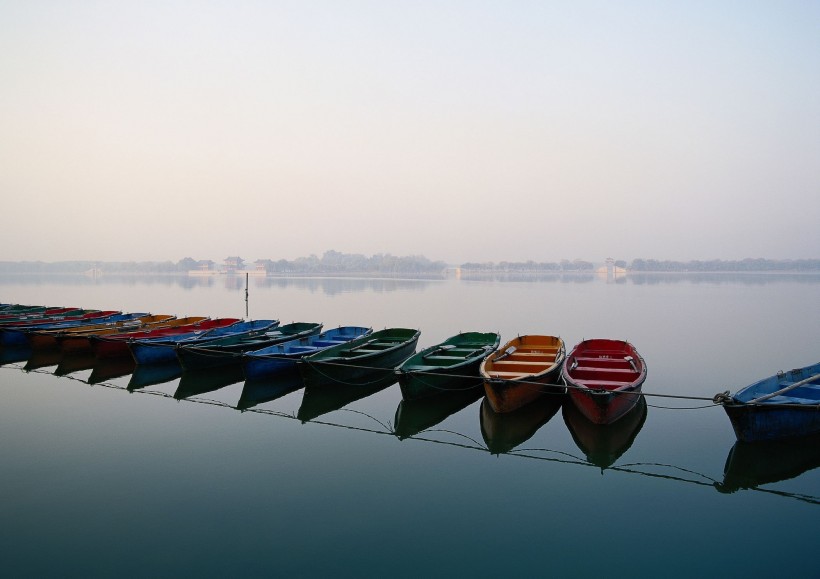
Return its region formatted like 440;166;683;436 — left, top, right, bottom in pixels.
562;396;648;469
0;346;32;366
297;374;397;423
174;364;245;400
715;432;820;493
88;357;136;384
237;370;304;410
480;394;564;454
54;351;97;376
394;387;484;439
128;360;184;391
24;348;64;371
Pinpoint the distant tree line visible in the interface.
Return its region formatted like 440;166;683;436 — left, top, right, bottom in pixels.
257;250;446;274
460;259;595;272
459;258;820;273
628;258;820;272
0;251;448;275
0;260;186;274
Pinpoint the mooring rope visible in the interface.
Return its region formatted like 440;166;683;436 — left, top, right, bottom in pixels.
295;359;721;406
12;355;815;410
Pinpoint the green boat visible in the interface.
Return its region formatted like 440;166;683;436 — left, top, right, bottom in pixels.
298;328;420;388
397;331;500;400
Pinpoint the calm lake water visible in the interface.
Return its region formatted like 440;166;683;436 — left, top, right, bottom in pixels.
1;272;818;577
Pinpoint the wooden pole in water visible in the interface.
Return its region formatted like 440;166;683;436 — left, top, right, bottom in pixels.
245;272;249;319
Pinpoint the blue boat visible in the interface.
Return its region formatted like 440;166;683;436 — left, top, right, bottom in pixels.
128;319;276;365
718;362;820;442
176;322;323;371
242;326;372;381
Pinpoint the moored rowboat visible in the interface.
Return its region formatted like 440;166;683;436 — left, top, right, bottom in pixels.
298;328;420;388
563;339;647;425
397;331;499;400
480;335;565;413
176;321;321;371
241;326;372;381
716;362;820;442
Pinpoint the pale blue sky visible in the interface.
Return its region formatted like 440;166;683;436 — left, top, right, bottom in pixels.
1;1;818;263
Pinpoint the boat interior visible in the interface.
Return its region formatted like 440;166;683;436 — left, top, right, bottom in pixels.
568;351;641;390
762;385;820;404
418;343;494;367
485;343;561;378
338;336;410;357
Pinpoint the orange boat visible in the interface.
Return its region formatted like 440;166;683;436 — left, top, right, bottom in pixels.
480;335;565;413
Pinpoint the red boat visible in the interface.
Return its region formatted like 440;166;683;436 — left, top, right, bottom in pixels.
89;317;237;359
563;339;647;425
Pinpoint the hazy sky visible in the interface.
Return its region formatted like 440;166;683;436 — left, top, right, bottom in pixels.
1;1;818;264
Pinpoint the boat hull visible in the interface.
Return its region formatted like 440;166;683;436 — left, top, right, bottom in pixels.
721;362;820;442
130;341;181;365
723;402;820;443
568;385;643;425
484;367;565;413
397;331;499;401
563;339;647;425
480;335;565;413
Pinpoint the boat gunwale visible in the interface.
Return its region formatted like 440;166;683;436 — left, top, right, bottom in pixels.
480;335;565;384
302;329;421;364
399;331;500;375
562;339;647;394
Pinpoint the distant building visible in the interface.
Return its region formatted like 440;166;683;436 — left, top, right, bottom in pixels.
223;256;245;274
188;260;216;276
595;258;626;279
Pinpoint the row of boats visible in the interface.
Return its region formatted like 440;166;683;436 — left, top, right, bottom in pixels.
0;304;647;425
1;303;818;442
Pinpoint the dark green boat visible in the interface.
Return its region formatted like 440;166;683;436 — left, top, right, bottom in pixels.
396;331;500;400
298;328;420;388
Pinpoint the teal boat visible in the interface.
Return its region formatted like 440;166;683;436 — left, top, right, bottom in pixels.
397;331;499;400
298;328;420;388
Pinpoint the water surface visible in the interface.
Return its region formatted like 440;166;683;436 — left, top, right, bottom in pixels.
0;273;818;577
